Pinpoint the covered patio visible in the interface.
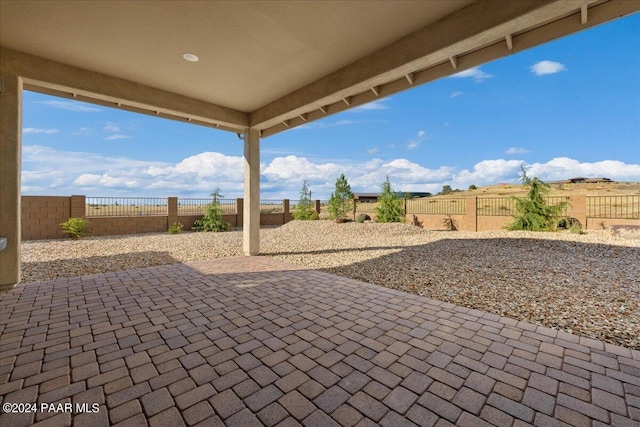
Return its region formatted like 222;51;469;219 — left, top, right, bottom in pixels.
1;257;639;426
2;0;640;287
2;1;640;426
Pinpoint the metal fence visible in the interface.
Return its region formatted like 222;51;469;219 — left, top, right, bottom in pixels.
587;195;640;219
406;198;466;215
354;200;379;214
86;197;167;217
260;200;285;213
477;198;515;216
177;198;236;215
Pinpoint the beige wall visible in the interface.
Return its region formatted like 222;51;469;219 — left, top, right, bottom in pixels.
20;195;640;240
406;214;467;230
22;196;71;240
88;216;167;236
476;216;513;232
586;218;640;230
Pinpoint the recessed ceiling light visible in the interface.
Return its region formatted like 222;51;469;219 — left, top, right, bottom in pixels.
183;53;199;62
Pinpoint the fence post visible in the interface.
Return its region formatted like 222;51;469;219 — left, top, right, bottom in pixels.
353;197;357;220
236;198;244;227
314;200;320;214
283;199;290;224
70;195;86;218
569;195;587;229
167;197;178;229
463;196;478;232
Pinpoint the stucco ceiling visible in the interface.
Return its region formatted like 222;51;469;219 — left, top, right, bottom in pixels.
1;0;638;136
0;0;471;111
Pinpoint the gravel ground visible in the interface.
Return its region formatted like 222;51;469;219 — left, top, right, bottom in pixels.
20;220;640;349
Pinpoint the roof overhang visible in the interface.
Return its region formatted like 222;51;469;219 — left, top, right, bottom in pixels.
1;0;638;137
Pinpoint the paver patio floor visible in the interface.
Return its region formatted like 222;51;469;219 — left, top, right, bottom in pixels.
1;257;639;427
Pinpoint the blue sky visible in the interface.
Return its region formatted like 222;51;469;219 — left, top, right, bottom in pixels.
22;12;640;199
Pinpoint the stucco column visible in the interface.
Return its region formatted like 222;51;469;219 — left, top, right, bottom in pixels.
243;129;260;255
0;74;23;288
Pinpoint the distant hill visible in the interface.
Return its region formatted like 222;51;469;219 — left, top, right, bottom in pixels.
430;181;640;199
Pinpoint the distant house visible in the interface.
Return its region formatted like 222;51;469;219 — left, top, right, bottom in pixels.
353;192;432;201
548;177;613;184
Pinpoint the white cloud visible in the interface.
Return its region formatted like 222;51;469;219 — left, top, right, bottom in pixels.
505;147;530;155
72;127;94;136
104;123;120;132
527;157;640;181
407;130;427;150
531;60;567;76
450;91;463;98
23;128;59;134
451;67;494;82
263;155;343;182
19;145;640;199
366;147;380;155
37;100;102;112
104;134;131;140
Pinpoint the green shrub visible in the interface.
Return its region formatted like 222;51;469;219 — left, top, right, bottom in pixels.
293;181;318;220
507;166;567;232
375;176;404;223
192;189;231;232
168;222;183;234
356;214;371;223
328;174;353;222
60;217;90;239
569;222;584;234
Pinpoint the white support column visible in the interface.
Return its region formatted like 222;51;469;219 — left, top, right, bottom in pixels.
243;128;260;255
0;74;23;288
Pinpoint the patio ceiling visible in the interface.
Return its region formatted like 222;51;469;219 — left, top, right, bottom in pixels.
2;0;638;137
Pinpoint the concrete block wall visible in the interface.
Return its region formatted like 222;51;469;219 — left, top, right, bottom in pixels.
20;194;638;240
22;196;71;240
89;216;168;236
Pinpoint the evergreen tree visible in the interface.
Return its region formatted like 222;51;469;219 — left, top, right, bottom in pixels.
328;174;353;222
293;181;318;220
376;176;405;223
439;185;453;195
507;166;567;231
192;189;231;232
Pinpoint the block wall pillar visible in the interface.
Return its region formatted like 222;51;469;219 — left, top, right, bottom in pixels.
168;197;178;229
70;195;86;218
463;196;478;232
236;198;244;227
570;195;587;229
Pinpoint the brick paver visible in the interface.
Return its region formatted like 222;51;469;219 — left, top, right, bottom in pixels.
1;256;639;426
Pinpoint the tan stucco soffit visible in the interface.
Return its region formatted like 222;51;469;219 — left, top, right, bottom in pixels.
251;0;636;136
0;48;249;132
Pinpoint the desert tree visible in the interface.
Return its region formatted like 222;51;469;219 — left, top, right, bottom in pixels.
192;188;231;232
328;174;353;222
375;176;405;223
507;166;567;231
293;180;318;220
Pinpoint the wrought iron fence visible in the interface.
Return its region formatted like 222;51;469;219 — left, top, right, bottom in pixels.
86;197;167;217
477;198;515;216
477;196;570;217
177;198;236;215
354;200;379;214
545;196;571;217
587;195;640;219
260;200;285;213
406;198;466;215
